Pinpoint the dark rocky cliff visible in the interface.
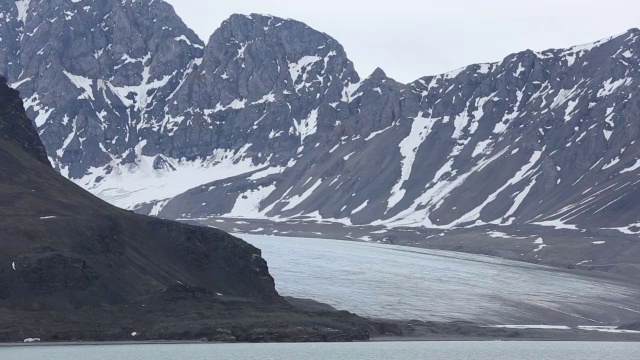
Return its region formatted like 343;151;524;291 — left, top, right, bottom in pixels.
0;78;369;342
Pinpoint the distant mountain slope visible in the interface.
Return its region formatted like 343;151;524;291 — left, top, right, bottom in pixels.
1;1;640;239
0;78;369;342
160;27;640;235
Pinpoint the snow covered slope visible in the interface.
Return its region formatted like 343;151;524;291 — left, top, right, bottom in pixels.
2;1;640;239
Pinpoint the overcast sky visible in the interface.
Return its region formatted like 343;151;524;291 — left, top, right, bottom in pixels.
164;0;639;83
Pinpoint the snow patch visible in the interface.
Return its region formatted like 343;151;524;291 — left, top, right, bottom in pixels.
76;143;263;210
288;55;321;90
388;113;439;209
532;219;579;230
472;139;493;158
620;159;640;173
174;35;203;49
533;238;547;252
365;124;395;141
282;179;322;212
602;157;620;170
227;185;277;218
15;0;31;23
598;78;632;97
248;166;286;181
351;201;369;214
293;109;318;143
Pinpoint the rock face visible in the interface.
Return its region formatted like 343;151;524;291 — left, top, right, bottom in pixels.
0;78;371;342
2;2;640;239
0;74;279;306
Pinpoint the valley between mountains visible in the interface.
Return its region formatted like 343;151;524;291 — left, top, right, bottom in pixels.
3;0;640;310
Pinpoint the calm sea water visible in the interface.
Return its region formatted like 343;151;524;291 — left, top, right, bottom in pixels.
2;342;640;360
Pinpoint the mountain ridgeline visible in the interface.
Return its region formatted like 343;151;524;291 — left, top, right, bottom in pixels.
3;1;640;237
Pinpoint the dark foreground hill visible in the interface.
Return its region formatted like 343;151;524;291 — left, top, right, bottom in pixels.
0;78;372;342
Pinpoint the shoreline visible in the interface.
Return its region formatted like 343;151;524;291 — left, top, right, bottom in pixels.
2;331;640;347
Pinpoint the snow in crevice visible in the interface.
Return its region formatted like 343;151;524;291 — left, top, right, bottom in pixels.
609;222;640;235
226;185;277;218
15;0;31;23
56;115;77;157
546;182;623;224
500;175;539;223
472;139;493;158
248;166;287;181
379;147;509;229
23;94;53;128
174;35;204;49
533;238;548;252
602;157;620;170
387;113;439;209
292;109;319;144
288;55;322;92
63;70;95;100
214;99;246;112
452;150;543;227
532;219;579;231
365;123;396;141
10;77;32;89
351;200;369;214
621;159;640;174
493;90;523;134
149;199;170;217
466;93;496;136
341;80;362;102
550;84;582;110
281;179;323;212
598;78;632;98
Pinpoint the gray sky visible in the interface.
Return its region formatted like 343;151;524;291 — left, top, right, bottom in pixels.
164;0;639;83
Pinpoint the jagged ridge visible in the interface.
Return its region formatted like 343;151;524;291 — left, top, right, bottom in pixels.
2;2;640;255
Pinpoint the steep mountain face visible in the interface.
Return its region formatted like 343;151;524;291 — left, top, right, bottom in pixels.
1;0;205;203
2;1;640;241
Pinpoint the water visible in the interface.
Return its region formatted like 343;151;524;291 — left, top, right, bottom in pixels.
2;342;640;360
242;235;640;325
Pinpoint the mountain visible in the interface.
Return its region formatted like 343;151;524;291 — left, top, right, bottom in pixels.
2;2;640;277
160;27;640;231
0;77;372;342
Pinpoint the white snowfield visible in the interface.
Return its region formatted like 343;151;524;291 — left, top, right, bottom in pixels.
74;142;264;210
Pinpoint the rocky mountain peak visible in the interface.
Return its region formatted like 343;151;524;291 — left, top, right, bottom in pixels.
197;12;360;105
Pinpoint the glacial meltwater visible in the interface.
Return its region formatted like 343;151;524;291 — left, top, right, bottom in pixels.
241;235;640;326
